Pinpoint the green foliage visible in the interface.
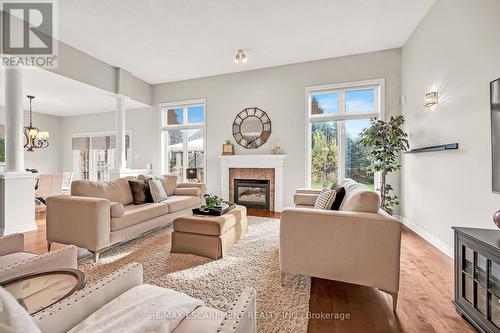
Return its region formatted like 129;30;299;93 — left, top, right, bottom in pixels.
360;115;409;214
0;138;4;163
346;135;373;186
311;123;338;188
201;193;223;210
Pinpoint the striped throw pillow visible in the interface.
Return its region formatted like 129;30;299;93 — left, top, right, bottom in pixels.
314;188;336;210
148;179;168;203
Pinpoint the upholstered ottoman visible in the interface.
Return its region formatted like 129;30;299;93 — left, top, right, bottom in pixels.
171;205;248;259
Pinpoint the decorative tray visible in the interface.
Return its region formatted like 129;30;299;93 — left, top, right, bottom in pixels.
192;202;236;216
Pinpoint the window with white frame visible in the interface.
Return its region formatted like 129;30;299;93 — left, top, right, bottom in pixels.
160;100;205;182
72;132;132;181
306;79;384;189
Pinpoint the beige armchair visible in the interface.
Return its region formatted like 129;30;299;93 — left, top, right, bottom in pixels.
280;183;402;311
0;233;77;282
33;263;256;333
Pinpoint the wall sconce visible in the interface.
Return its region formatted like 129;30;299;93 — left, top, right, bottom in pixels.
424;91;439;107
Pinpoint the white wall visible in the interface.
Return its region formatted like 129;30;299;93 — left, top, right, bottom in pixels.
61;107;155;172
154;49;402;207
401;0;500;254
0;107;63;173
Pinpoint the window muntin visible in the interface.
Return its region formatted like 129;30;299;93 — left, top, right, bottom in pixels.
307;80;382;189
161;100;206;183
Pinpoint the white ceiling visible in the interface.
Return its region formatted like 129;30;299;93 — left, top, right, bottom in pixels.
0;68;148;117
59;0;436;84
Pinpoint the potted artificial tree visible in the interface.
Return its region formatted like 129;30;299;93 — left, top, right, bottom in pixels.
360;115;409;215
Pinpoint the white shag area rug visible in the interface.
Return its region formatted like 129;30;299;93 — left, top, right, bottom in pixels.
78;216;311;333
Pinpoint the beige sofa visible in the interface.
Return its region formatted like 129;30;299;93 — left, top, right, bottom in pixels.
279;180;402;310
46;175;204;261
23;263;255;332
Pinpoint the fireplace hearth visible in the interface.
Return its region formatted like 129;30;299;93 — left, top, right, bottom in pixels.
234;179;270;210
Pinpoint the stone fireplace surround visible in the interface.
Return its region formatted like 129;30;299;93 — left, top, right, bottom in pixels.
230;168;275;211
220;155;286;212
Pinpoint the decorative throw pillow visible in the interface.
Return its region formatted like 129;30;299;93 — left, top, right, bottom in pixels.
314;188;336;210
110;202;125;218
148;179;168;203
330;186;346;210
128;180;153;205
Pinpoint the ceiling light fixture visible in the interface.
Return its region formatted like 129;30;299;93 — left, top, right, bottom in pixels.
23;95;49;152
234;49;248;64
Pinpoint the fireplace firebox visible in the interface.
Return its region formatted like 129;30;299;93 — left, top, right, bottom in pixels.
234;179;270;210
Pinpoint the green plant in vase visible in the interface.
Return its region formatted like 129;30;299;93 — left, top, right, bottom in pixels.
360;115;409;215
200;193;224;211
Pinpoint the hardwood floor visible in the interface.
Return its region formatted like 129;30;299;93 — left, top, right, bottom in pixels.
24;211;475;333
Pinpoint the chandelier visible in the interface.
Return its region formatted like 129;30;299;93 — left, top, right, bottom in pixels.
23;95;49;151
234;49;248;64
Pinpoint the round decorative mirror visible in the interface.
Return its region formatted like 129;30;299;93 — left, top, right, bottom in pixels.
233;107;271;149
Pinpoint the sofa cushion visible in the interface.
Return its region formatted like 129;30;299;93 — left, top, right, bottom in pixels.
173;187;202;196
71;177;136;205
148;179;168;202
0;252;37;269
67;284;203;333
330;186;346;210
340;190;381;213
160;174;178;196
128;180;153;205
161;195;200;213
314;188;336;210
110;202;125;218
174;306;226;333
111;203;169;231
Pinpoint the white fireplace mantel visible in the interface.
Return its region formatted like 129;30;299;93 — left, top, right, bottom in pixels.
220;155;286;212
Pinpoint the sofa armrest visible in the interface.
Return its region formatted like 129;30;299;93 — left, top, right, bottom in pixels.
280;208;402;293
293;193;318;206
0;245;78;283
174;187;202;196
295;188;322;194
46;195;111;251
177;182;205;190
218;288;256;333
34;262;144;333
0;233;24;256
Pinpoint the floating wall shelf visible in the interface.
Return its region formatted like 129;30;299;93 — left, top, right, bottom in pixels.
405;143;459;154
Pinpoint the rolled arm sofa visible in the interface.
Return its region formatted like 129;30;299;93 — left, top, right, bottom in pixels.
32;263;256;333
0;233;77;282
46;175;204;261
280;180;402;310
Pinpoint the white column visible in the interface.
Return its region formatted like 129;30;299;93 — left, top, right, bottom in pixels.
115;94;127;170
5;67;24;172
0;66;37;235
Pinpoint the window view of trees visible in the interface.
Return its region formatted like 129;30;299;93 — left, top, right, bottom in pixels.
310;92;376;189
162;102;205;182
311;121;338;188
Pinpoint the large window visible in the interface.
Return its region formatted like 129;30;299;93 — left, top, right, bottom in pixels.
160;100;205;182
306;79;384;190
72;132;132;181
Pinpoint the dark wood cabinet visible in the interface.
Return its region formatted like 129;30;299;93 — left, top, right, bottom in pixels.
453;227;500;333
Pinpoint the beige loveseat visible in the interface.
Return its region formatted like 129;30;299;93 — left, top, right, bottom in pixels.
46;175;204;261
279;179;402;310
24;263;255;333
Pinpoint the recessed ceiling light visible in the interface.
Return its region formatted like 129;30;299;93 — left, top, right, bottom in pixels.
234;49;248;64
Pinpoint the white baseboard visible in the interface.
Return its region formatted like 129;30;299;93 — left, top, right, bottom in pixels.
0;223;38;236
395;215;454;258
